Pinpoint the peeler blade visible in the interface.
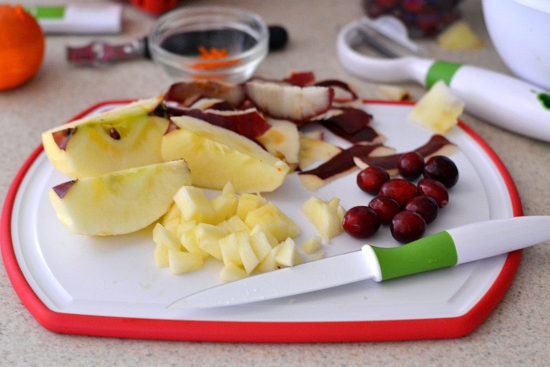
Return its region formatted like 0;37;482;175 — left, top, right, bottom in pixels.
67;39;147;66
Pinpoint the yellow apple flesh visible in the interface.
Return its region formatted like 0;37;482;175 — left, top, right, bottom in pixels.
49;160;191;236
42;98;168;178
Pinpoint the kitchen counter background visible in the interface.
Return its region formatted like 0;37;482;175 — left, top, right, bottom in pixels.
1;0;548;366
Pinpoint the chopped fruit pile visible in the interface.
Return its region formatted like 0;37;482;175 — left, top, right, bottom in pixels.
344;153;459;243
42;70;463;281
153;182;319;280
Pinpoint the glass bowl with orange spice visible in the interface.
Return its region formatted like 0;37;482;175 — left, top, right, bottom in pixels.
148;6;269;83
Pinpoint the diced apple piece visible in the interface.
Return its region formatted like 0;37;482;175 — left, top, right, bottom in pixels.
168;250;204;275
161;203;182;234
257;248;278;273
154;242;169;268
219;263;249;282
219;233;243;267
153;223;182;251
300;236;323;255
237;232;260;274
193;223;228;260
236;194;266;221
437;21;485;51
274;238;304;267
311;251;326;261
378;84;410;101
176;220;196;238
256;117;301;168
49;160;191;236
224;215;251;234
245;80;334;124
42;97;168;178
408;80;465;134
249;230;274;262
173;185;216;224
162;116;290;193
298;136;342;170
210;183;239;223
180;228;209;259
250;224;279;248
301;196;346;241
245;202;300;242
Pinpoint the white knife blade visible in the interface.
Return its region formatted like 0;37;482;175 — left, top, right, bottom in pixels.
168;216;550;309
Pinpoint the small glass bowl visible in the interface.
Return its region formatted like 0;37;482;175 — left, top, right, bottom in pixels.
148;6;269;83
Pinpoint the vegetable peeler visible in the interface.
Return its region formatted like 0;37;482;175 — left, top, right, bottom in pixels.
336;16;550;142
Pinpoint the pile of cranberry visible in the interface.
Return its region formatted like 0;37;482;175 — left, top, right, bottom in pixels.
343;152;459;243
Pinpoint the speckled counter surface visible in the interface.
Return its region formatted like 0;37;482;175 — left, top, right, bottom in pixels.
1;0;548;366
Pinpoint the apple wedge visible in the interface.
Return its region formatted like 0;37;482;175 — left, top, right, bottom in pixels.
49;160;191;236
42;97;168;178
162;116;290;193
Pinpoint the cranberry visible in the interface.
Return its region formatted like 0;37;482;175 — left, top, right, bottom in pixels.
417;178;449;208
405;195;439;224
379;178;418;207
369;196;402;225
397;151;424;181
357;166;390;195
423;155;459;188
342;206;381;239
390;210;426;244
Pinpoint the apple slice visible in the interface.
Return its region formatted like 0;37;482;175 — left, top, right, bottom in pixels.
256;117;301;168
42;97;168;178
162;116;290;193
49;160;191;236
245;80;334;125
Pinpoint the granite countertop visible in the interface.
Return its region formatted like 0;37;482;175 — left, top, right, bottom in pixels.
1;0;548;366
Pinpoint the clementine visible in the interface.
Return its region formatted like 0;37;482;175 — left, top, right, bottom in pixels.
0;4;45;90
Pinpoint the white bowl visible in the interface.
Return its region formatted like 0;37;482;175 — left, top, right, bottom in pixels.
483;0;550;91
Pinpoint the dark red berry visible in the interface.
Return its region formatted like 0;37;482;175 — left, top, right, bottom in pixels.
397;151;425;181
390;210;426;244
357;166;390;195
369;196;402;225
423;155;459;188
342;206;381;239
379;178;418;207
417;178;449;208
405;195;439;224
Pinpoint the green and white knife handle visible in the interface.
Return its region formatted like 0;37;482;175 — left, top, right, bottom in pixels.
362;216;550;282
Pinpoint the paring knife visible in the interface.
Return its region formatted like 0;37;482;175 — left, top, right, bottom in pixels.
168;216;550;309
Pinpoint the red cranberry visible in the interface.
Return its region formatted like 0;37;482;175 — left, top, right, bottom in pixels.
397;151;425;181
369;196;402;225
342;206;381;239
357;166;390;195
379;178;418;207
423;155;459;188
405;195;439;224
417;178;449;208
390;210;426;244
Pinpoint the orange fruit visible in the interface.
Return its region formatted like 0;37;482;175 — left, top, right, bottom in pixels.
0;4;45;90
